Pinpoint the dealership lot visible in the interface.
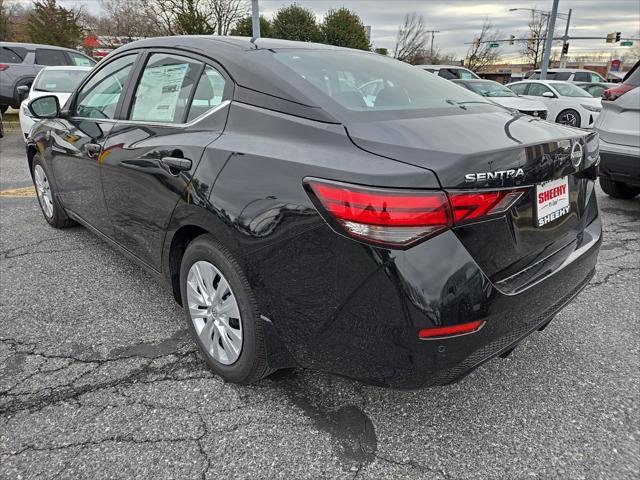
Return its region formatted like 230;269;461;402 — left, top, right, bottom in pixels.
0;131;638;479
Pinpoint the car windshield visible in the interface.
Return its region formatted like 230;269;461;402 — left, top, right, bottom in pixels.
552;82;593;98
467;82;516;97
273;50;490;113
34;70;89;93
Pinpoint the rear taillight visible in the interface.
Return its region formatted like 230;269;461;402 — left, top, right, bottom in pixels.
305;178;525;248
0;64;9;71
602;83;635;101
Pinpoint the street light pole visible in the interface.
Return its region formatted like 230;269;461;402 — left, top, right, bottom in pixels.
540;0;559;79
558;8;572;68
251;0;260;40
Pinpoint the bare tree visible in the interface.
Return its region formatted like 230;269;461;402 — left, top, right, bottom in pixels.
519;10;548;68
209;0;247;35
464;18;502;72
394;13;428;63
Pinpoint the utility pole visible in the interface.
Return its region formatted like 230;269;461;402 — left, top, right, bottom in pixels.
426;30;440;60
540;0;559;79
558;8;572;68
251;0;260;40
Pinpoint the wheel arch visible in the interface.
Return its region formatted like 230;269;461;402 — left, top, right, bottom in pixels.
26;143;38;178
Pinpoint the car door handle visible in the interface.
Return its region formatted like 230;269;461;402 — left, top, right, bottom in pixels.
86;143;102;156
161;156;192;172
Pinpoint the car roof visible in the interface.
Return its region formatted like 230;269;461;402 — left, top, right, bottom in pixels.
0;41;84;52
452;79;499;83
530;68;593;73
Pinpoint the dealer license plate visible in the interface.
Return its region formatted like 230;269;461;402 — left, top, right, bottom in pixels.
535;177;570;227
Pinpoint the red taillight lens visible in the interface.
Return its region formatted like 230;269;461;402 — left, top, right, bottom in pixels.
306;179;525;248
0;64;9;71
306;179;452;247
448;190;525;223
418;320;485;339
602;83;635;101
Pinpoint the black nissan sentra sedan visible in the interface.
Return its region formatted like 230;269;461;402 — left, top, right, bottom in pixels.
25;37;601;388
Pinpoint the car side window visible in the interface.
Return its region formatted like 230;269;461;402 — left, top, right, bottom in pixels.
75;54;137;119
590;72;603;83
438;69;457;80
185;65;227;122
129;53;202;123
67;51;95;67
0;46;27;63
458;69;475;79
574;72;590;82
35;48;68;66
509;83;528;95
527;83;552;96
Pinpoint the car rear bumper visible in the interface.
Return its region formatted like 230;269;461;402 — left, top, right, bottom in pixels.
598;139;640;186
252;200;601;388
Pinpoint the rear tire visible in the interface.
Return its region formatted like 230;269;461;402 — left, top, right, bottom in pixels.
0;105;8;114
31;154;76;228
180;234;271;384
599;177;640;199
556;109;581;127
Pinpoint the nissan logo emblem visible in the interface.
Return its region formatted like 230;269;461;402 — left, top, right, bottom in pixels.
570;142;583;168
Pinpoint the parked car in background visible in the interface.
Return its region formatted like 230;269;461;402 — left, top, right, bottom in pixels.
575;82;617;98
595;61;640;199
506;80;601;128
452;79;548;119
19;66;92;140
0;42;95;113
24;37;601;388
417;64;479;80
525;68;607;83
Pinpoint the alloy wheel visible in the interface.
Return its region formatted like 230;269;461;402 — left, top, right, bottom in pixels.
558;111;578;126
34;164;54;218
186;261;243;365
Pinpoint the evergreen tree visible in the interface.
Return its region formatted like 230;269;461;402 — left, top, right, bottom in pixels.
321;7;369;50
272;4;320;43
27;0;83;48
230;14;272;37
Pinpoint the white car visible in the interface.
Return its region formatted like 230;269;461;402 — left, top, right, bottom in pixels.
506;80;601;129
594;62;640;199
525;68;607;84
19;65;92;140
452;79;548;119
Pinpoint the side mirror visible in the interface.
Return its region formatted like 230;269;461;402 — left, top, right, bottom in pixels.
28;95;60;119
542;91;555;98
17;85;30;100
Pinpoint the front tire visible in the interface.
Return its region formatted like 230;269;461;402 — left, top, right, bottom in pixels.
31;154;75;228
599;177;640;199
556;109;581;127
180;234;271;384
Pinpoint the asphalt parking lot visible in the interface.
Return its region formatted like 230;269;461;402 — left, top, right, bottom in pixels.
0;130;638;479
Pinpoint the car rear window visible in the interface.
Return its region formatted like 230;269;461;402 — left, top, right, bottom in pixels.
34;69;89;93
273;50;489;114
531;71;572;80
35;48;68;66
0;46;27;63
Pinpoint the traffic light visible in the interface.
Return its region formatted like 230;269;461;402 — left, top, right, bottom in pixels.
562;42;569;55
509;34;515;46
615;32;621;42
530;33;537;46
474;38;480;49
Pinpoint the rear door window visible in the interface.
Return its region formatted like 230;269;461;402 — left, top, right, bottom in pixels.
129;53;202;123
573;72;590;82
438;69;457;80
185;65;227;122
458;69;476;79
589;72;603;82
35;49;69;66
0;46;27;63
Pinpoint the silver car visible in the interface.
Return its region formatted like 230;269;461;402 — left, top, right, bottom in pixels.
594;62;640;199
0;42;95;112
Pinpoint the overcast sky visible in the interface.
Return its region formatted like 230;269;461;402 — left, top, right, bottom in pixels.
32;0;640;60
